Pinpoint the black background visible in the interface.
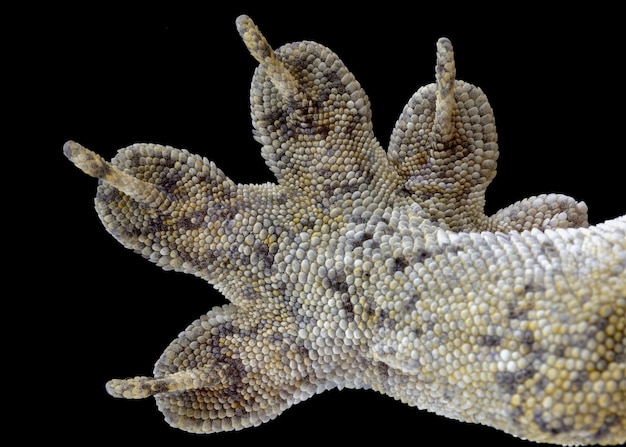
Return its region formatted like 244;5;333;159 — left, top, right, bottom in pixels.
17;3;624;445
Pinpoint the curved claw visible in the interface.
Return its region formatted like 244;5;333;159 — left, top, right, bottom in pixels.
106;367;230;400
432;37;457;147
106;376;169;399
63;140;170;209
236;15;301;103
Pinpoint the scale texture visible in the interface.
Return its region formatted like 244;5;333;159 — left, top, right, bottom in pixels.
64;15;625;445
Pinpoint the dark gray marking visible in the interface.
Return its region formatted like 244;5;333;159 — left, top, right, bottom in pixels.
593;414;620;441
495;366;536;395
342;296;355;321
402;294;421;313
255;243;275;270
541;240;559;258
571;370;589;392
593;316;610;331
533;411;574;435
533;375;549;394
349;215;369;225
327;270;349;294
520;329;535;347
178;210;208;231
553;345;567;358
391;256;410;273
413;248;431;263
477;335;502;347
353;231;373;247
142;380;170;396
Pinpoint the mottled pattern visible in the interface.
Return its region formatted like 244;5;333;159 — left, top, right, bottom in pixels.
64;15;625;445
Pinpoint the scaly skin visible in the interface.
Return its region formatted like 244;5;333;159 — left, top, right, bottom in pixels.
64;15;625;445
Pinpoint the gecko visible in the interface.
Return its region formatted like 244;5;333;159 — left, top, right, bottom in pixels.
63;15;625;445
